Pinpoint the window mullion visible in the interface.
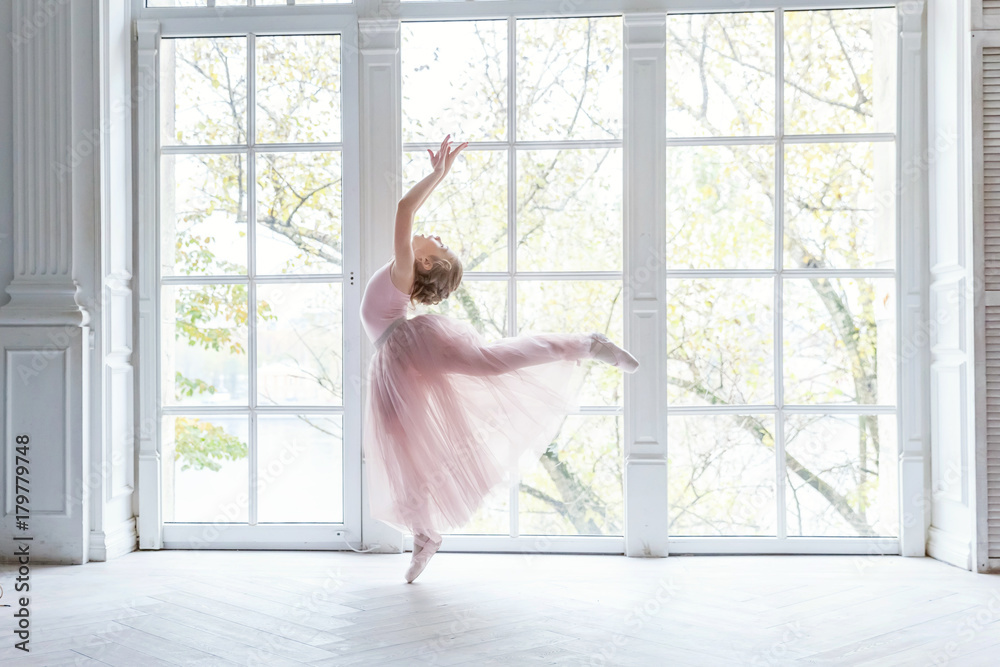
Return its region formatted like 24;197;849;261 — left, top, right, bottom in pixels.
775;7;787;542
507;14;520;540
248;31;259;527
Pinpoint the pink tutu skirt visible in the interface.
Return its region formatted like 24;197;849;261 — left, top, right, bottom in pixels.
363;313;593;535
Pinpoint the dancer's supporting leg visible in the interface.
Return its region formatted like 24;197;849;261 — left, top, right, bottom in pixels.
406;531;442;583
407;499;442;583
398;468;443;583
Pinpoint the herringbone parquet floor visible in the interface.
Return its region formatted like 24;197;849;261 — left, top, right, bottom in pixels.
1;550;998;666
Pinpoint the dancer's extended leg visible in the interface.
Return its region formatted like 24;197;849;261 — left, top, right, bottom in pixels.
434;332;593;377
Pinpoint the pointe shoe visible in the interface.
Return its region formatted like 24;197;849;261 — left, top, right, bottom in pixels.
405;533;442;583
589;333;639;373
408;530;438;564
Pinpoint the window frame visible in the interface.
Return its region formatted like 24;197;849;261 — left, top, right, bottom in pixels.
662;8;900;544
133;0;920;556
401;15;627;542
135;13;363;550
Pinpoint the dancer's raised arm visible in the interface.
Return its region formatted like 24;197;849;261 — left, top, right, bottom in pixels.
392;135;467;289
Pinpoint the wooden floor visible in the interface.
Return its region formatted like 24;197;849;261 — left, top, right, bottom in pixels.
0;550;998;666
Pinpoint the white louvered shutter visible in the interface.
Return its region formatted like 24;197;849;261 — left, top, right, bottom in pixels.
974;35;1000;569
989;54;1000;558
980;1;1000;30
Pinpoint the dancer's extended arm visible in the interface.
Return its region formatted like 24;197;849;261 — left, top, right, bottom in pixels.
392;135;468;288
393;173;440;270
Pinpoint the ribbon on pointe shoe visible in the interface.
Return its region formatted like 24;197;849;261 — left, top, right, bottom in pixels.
406;534;443;583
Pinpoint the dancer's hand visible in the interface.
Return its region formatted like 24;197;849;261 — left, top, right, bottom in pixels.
428;134;468;179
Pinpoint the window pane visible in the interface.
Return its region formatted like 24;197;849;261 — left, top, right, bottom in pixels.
783;277;895;406
516;148;622;272
417;280;509;343
257;283;343;406
162;284;250;407
668;414;776;536
257;415;344;523
667;144;774;270
161;153;248;277
447;484;509;535
403;149;508;273
667;278;774;406
784;8;897;135
256;35;341;144
666;12;775;137
784;142;896;271
402;20;507;142
517;280;623;408
516;17;622;141
161;37;247;146
256;151;342;275
785;413;898;537
519;415;623;536
162;415;249;523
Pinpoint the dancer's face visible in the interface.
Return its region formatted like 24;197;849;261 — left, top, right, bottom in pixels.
412;233;458;272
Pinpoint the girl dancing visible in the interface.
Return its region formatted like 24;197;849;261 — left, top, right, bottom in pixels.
360;135;638;583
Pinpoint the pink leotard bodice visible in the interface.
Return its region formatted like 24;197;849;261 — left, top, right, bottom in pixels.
360;258;412;344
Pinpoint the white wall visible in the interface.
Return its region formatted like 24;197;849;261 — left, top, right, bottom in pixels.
0;0;135;564
0;1;13;308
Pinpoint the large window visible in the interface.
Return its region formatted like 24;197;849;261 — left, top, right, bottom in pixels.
401;17;625;537
158;34;347;527
664;9;899;539
139;0;908;554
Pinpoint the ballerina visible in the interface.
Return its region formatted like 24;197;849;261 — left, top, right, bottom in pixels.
360;134;639;583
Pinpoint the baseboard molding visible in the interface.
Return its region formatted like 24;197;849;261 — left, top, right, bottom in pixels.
927;525;972;570
89;517;138;562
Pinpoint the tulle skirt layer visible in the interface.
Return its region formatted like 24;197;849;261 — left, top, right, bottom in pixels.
363;313;592;535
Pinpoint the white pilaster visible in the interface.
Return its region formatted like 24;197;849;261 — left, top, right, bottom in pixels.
623;13;668;558
898;1;932;560
135;18;162;550
0;0;89;326
925;0;977;568
90;0;137;561
358;14;405;554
